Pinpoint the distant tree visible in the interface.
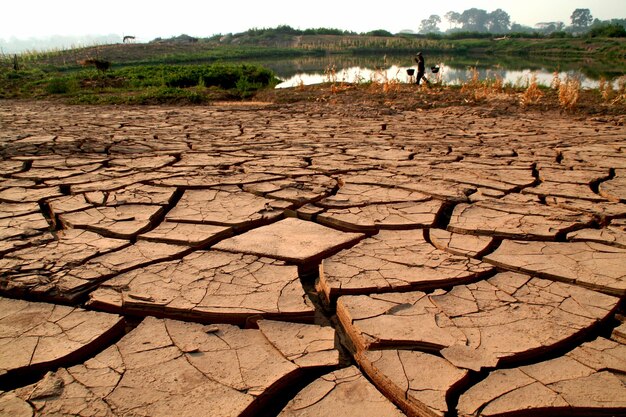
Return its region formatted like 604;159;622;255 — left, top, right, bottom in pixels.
366;29;394;37
588;22;626;37
535;21;565;34
488;9;511;33
571;8;593;32
419;15;442;34
445;11;461;30
609;19;626;29
510;22;535;34
458;8;490;32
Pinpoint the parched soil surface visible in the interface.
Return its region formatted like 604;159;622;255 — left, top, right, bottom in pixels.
1;94;625;417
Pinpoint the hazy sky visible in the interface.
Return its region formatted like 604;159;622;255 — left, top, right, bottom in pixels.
2;0;624;42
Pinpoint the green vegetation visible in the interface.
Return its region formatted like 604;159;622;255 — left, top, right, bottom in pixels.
0;63;280;104
1;21;624;105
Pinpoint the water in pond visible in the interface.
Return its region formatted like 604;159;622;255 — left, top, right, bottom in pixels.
260;53;625;89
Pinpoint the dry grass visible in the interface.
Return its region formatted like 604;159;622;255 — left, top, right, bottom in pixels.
599;77;612;101
550;71;561;90
460;67;504;102
558;76;581;110
520;74;544;106
610;76;626;106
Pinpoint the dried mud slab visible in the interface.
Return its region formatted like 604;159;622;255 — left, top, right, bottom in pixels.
0;297;124;383
567;222;626;249
8;240;190;302
1;316;338;417
337;273;618;370
457;337;626;417
278;366;407;417
0;212;50;241
0;186;62;203
242;175;336;204
537;167;609;184
599;169;626;202
48;185;177;215
317;200;444;232
0;229;128;297
337;171;474;202
357;350;468;417
256;320;338;367
485;240;626;296
213;217;364;267
138;221;232;247
613;321;626;344
65;172;167;194
448;200;594;240
523;181;607;201
430;165;535;193
88;250;314;324
545;196;626;222
0;202;40;219
58;204;164;239
318;184;431;209
166;185;292;230
429;229;494;257
152;172;283;188
319;230;493;302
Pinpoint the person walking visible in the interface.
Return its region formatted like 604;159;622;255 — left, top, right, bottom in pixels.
414;52;429;85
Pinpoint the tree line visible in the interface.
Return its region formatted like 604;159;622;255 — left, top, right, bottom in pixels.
419;8;625;37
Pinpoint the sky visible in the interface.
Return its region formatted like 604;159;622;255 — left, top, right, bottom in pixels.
1;0;624;44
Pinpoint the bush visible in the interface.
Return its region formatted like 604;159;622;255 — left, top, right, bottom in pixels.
588;24;626;38
136;86;206;104
46;77;73;94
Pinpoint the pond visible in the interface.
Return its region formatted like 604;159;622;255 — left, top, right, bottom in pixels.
259;53;625;89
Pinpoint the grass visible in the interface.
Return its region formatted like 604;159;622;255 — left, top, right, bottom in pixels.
2;37;624;114
0;63;280;103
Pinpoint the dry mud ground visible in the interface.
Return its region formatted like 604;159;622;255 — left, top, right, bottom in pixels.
0;93;626;417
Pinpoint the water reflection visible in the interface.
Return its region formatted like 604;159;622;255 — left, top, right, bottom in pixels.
276;64;609;89
266;54;623;89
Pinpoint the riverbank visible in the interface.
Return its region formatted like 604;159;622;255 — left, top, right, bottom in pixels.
5;36;625;68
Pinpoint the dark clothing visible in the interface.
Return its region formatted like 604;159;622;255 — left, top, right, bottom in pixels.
416;57;425;73
414;55;428;85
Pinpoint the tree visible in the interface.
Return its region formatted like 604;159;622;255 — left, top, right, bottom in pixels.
488;9;511;33
510;23;534;33
588;23;626;38
445;11;461;30
419;15;442;34
571;8;593;31
536;21;565;34
459;8;490;32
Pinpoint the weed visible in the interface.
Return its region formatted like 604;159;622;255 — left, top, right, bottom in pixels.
461;67;503;101
598;77;612;101
520;74;544;106
558;76;581;110
550;71;561;90
46;77;74;94
611;76;626;105
324;64;337;84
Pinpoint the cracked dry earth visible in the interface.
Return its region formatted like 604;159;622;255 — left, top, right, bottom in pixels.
0;100;625;417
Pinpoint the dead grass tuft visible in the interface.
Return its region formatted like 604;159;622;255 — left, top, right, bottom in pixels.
461;67;504;102
520;74;543;106
558;76;581;110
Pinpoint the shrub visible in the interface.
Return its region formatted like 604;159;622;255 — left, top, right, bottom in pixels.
558;76;581;110
588;24;626;38
46;77;73;94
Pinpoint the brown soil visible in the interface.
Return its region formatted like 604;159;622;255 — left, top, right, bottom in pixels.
255;83;626;122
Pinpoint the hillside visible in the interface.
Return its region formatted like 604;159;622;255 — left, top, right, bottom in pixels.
7;34;626;70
